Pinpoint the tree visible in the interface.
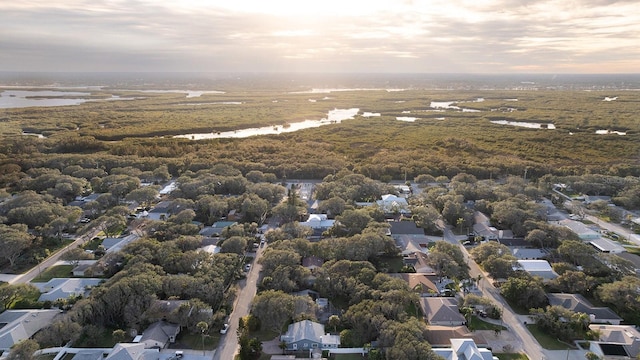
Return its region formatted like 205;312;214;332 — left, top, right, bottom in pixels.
469;242;511;265
0;283;40;311
125;187;159;208
317;197;347;218
112;329;127;343
34;319;82;347
196;321;208;353
332;209;373;236
7;339;39;360
411;205;441;234
61;247;95;267
220;236;248;255
501;276;547;309
0;224;34;268
328;315;340;333
95;215;126;238
597;276;640;317
427;252;460;283
251;290;301;334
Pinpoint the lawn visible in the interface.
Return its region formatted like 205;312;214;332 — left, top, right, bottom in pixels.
331;354;365;360
175;332;219;351
469;316;507;331
495;353;529;360
31;265;74;282
526;324;572;350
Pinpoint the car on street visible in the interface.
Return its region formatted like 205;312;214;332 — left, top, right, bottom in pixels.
220;323;230;334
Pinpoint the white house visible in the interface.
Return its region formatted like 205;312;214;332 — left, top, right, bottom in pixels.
34;278;103;302
433;338;498;360
376;194;410;215
515;260;558;281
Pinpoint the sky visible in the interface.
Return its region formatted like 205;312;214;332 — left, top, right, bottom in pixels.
1;0;639;73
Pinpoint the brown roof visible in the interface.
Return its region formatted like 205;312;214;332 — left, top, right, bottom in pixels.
392;273;438;294
425;325;488;346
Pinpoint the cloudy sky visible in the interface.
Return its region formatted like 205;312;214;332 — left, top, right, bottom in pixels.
1;0;638;73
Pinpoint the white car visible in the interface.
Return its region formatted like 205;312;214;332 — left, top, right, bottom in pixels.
244;264;251;272
220;323;230;334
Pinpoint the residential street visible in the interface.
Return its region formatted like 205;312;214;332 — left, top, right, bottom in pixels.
442;223;546;360
213;243;266;360
445;212;599;360
6;227;102;285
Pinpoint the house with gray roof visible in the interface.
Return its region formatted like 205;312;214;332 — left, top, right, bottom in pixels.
512;248;547;260
547;293;622;325
280;320;340;351
515;260;558;281
559;219;601;240
34;278;102;302
0;310;61;351
589;324;640;359
105;343;159;360
420;297;466;326
71;349;105;360
139;321;180;349
432;338;498;360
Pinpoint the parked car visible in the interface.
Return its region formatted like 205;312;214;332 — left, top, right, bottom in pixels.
220;323;230;334
244;263;251;272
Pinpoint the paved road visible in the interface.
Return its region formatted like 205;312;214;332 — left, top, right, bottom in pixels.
8;227;102;284
213;243;266;360
441;221;545;360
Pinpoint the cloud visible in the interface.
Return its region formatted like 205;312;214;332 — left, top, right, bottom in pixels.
0;0;638;73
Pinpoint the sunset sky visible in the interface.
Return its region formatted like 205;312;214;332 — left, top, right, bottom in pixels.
1;0;638;73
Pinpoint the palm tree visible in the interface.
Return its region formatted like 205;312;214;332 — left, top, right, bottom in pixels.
196;321;208;354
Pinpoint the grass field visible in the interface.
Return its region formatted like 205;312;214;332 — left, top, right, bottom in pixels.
526;324;572;350
469;316;507;331
495;353;529;360
31;265;74;282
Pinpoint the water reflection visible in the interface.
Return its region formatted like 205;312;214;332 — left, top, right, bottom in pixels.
175;108;360;140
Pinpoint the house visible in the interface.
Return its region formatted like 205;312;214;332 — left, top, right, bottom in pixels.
426;326;488;347
158;181;177;196
390;221;432;255
420;297;466;326
376;194;410;216
102;237;126;251
105;343;159;360
299;214;335;238
138;321;180;349
391;273;439;297
203;221;238;237
432;338;498;360
0;310;61;351
144;200;176;221
590;238;626;254
71;349;106;360
34;278;102;302
512;248;547;260
589;324;640;359
389;221;424;238
280;320;340;351
547;294;622;325
515;260;558;281
72;261;98;276
616;252;640;275
559;219;601;240
472;223;499;241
